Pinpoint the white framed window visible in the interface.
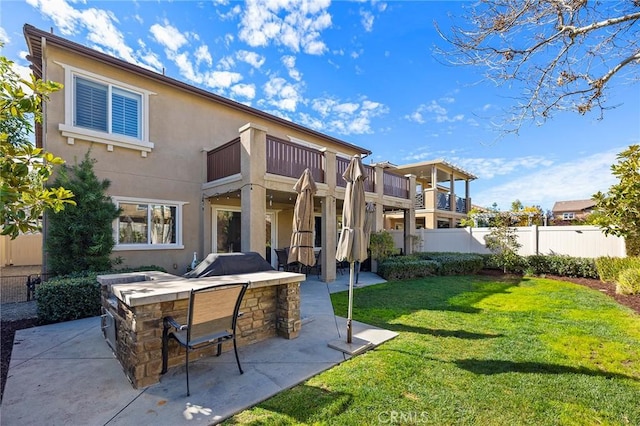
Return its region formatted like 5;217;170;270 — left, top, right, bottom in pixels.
112;196;186;250
562;212;575;220
56;62;155;156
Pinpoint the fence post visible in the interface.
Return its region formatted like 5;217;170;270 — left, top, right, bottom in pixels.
531;225;538;256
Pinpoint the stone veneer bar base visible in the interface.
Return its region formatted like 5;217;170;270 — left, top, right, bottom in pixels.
98;271;304;388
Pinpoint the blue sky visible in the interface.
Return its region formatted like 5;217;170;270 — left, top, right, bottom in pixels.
2;0;639;212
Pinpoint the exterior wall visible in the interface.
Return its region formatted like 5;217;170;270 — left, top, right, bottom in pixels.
40;44;370;273
390;225;626;258
0;233;43;267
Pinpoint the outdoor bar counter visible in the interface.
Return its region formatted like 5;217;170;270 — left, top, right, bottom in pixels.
98;270;305;388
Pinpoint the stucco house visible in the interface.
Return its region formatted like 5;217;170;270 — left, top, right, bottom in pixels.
551;199;596;224
23;24;415;282
383;159;476;229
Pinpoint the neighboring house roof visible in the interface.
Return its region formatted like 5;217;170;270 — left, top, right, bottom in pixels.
23;24;371;156
551;199;596;213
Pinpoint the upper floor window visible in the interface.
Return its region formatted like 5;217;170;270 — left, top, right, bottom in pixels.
74;77;141;139
562;212;575;220
57;62;155;156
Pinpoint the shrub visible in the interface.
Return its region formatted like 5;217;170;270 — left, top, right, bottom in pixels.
377;257;440;281
595;257;640;282
36;275;101;323
37;265;166;323
526;255;598;279
616;268;640;295
416;252;484;275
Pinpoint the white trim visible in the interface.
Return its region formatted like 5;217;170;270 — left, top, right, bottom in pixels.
111;196;187;249
56;61;156;156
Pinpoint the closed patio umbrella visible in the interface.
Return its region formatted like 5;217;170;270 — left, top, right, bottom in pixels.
336;154;367;343
288;168;317;270
356;201;376;284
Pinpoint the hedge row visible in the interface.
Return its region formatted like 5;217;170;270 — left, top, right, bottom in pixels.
594;257;640;283
36;266;165;324
377;252;483;281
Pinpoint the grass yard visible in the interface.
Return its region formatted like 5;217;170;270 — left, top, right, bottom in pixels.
225;275;640;425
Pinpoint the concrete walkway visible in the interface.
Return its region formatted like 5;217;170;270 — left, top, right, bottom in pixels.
1;272;396;425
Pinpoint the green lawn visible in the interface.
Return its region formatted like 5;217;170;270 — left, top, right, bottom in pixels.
225;275;640;425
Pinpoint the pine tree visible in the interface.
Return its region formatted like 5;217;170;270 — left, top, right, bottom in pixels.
46;151;120;275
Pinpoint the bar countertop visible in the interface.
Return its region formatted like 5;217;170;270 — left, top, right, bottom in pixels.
97;270;306;307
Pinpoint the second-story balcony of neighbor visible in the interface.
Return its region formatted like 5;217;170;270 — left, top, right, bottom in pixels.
206;135;411;199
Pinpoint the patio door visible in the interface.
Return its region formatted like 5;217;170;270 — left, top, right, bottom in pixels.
212;208;277;266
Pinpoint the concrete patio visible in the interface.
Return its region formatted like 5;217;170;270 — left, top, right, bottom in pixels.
1;272;397;425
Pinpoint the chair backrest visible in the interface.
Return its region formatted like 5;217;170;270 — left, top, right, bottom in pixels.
275;249;288;266
187;283;248;342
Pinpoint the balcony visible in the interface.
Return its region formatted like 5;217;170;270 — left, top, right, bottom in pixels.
206;135;410;199
414;190;468;213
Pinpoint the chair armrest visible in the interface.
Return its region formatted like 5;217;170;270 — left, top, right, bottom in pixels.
164;316;188;331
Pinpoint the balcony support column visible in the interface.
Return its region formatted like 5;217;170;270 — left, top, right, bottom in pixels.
404;174;416;255
239;123;267;256
321;148;337;282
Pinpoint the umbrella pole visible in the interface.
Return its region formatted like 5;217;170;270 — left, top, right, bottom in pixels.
347;262;355;343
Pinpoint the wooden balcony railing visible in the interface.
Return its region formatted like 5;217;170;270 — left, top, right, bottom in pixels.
383;170;409;198
207;138;240;182
206;136;409;201
266;136;324;183
336;157;375;193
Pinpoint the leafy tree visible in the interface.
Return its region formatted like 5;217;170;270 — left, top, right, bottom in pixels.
1;52;74;238
484;211;522;273
510;199;544;226
46;151;120;275
436;1;640;131
592;144;640;256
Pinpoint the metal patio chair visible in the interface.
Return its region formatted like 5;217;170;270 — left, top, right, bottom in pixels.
161;282;249;396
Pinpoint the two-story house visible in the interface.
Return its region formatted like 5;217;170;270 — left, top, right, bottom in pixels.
383;159;476;229
551;199;596;224
23;24;415;282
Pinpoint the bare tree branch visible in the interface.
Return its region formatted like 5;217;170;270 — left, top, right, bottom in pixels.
435;0;640;133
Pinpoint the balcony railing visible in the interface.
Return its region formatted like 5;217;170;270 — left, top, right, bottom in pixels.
415;188;472;212
207;138;240;182
336;157;375;193
266;136;324;183
206;136;410;200
383;170;409;198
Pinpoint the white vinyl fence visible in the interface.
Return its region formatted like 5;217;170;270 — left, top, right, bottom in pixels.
389;226;626;258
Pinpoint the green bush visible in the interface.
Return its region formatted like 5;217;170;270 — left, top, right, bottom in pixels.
377;257;440;281
416;252;484;275
616;268;640;295
37;265;166;323
36;275;101;323
595;257;640;282
526;255;598;279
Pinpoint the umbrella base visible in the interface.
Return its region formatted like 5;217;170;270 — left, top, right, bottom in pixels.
328;336;373;356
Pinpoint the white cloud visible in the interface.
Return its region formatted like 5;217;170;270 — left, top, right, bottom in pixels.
239;0;332;55
230;83;256;100
262;76;303;112
360;10;374;32
218;55;236;70
406;100;464;124
305;96;389;135
26;0;161;71
281;55;301;81
451;156;555;180
471;148;621;210
0;27;10;44
194;45;212;67
236;50;265;68
206;71;243;89
150;21;188;52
